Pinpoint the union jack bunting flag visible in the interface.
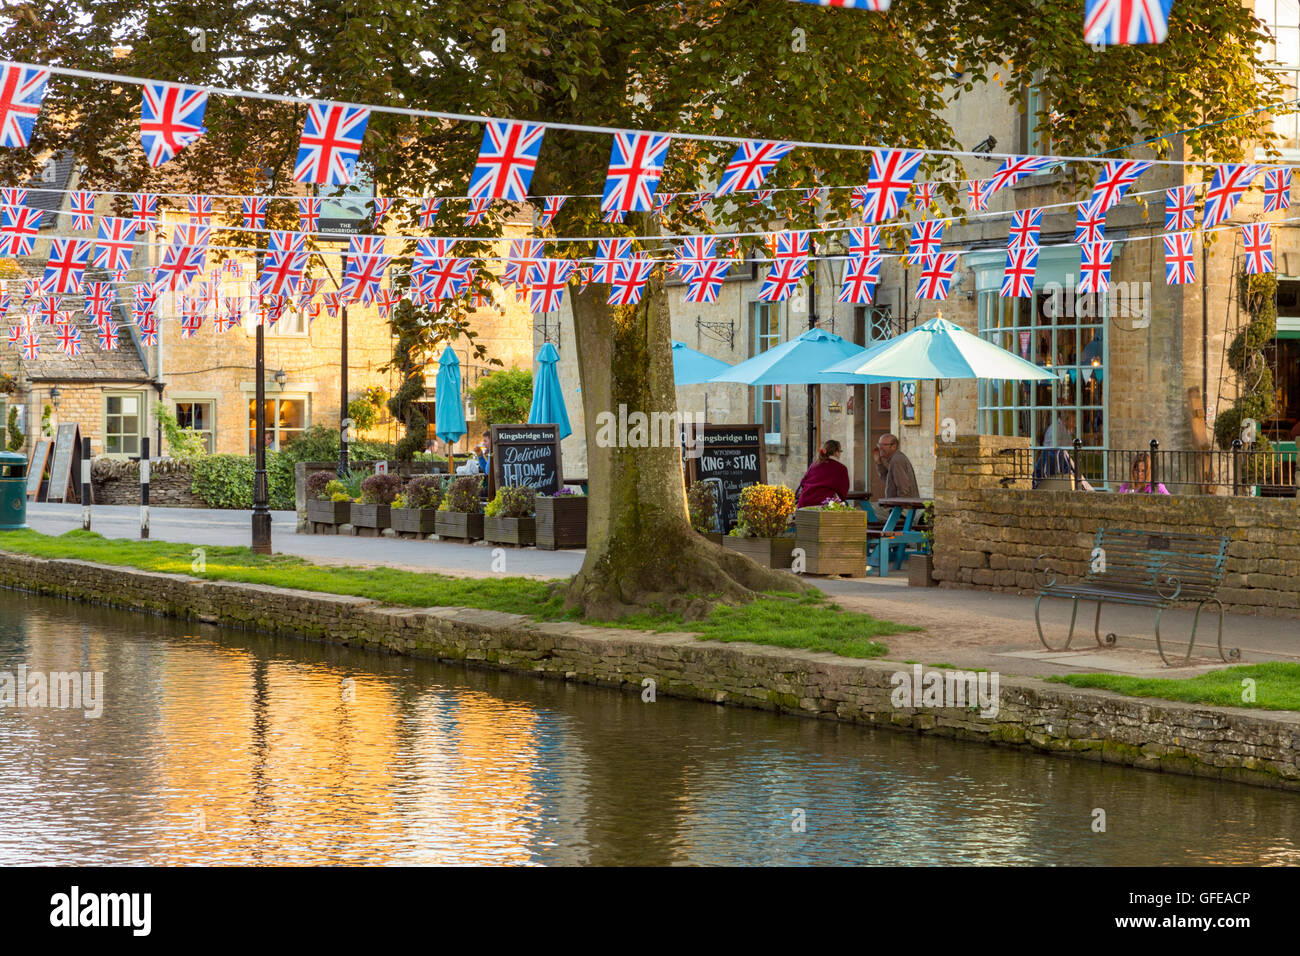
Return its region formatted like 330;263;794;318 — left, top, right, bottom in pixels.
294;101;370;185
601;207;627;224
304;298;322;323
1001;245;1039;298
97;323;118;351
0;64;50;148
800;187;826;208
213;310;235;334
503;239;542;288
22;278;41;301
140;82;208;166
986;155;1056;195
37;295;62;325
0;203;43;255
131;193;158;229
768;230;811;262
1163;232;1195;285
468;120;545;201
1202;164;1262;228
758;258;808;302
607;257;655;307
861;148;924;223
601;132;672;213
295;278;324;311
749;189;774;206
463;198;491;226
684;191;712;215
89;310;112;335
715;140;794;196
685;259;732;304
538;195;568;228
525;259;577;314
1164;184;1196;231
1264;169;1292;213
788;0;892;8
593;238;634;284
418;197;443;228
846;226;880;258
6;325;20;345
298;197;322;233
83;282;114;319
1075;198;1106;244
372;196;392;227
912;181;936;211
0;188;27;207
188;194;213;225
966;179;990;212
673;236;717;280
321;292;342;318
1242;222;1274;275
914;253;959;300
1008;208;1042;249
42;238;93;295
259;231;310;297
20;330;39;360
375;288;401;318
1087;160;1154;213
0;289;8;319
137;317;158;347
55;323;82;357
152;224;209;291
222;294;243;327
653;192;674;216
1078;241;1114;295
838;254;882;305
469;282;496;311
242;196;268;230
907;220;945;265
1083;0;1171;46
413;238;458;277
340;235;391;305
180;311;202;338
70;191;95;230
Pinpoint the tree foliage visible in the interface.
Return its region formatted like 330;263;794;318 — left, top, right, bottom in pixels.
470;367;533;427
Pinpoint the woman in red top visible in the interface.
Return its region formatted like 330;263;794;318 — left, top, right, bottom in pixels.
796;439;850;507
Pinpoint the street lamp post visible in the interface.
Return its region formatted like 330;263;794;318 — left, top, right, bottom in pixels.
339;293;350;477
252;244;271;554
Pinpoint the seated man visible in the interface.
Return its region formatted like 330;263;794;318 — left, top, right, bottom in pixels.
873;433;919;498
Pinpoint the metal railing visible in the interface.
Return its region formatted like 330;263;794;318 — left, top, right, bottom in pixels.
1000;439;1298;497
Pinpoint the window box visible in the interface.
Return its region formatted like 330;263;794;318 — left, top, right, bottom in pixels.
536;495;587;549
723;534;796;570
484;516;536;546
435;511;484;541
794;508;867;576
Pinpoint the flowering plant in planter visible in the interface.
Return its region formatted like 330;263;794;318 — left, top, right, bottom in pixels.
812;496;856;511
360;472;404;506
687;482;718;534
307;471;334;501
540;485;583;497
485;485;536;519
392;474;445;534
439;475;485;514
730;483;796;538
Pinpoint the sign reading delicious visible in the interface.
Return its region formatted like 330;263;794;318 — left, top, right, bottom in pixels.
683;423;766;532
490;424;563;496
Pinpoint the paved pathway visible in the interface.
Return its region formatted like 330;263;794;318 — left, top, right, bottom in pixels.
21;502;1300;678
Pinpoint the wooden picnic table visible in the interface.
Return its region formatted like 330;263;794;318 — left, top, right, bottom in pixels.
869;497;928;577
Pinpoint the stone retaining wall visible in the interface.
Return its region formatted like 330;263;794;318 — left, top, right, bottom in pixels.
933;435;1300;617
1;549;1297;791
90;458;205;508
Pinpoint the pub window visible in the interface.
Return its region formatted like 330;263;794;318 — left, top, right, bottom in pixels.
174;400;216;453
248;396;309;452
104;391;146;457
749;301;782;444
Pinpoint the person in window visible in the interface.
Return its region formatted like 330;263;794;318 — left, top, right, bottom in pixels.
796;439;850;507
1118;452;1169;495
873;434;919;499
1033;410;1078;487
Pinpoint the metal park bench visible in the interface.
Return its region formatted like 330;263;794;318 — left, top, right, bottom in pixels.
1033;528;1237;666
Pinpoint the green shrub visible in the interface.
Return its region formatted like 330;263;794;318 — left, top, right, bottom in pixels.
402;475;444;510
686;482;716;533
360;472;404;505
152;403;207;459
733;483;797;538
191;453;295;509
330;492;352;503
6;406;23;452
470;367;533;426
348;397;377;432
439;475;484;514
485;484;535;519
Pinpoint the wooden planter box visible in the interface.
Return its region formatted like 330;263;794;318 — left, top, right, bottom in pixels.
723;535;797;570
908;553;937;587
391;507;439;535
698;531;724;547
484;516;536;546
307;499;350;525
350;502;391;530
536;495;587;549
435;511;484;541
794;508;868;576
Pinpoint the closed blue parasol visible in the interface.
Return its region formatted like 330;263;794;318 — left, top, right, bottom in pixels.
672;340;732;385
434;344;467;445
528;341;573;439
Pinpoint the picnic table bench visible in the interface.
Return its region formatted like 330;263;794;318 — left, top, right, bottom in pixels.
1033;527;1237;666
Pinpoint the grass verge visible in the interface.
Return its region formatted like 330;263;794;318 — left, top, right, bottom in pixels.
0;529;913;659
1048;662;1300;711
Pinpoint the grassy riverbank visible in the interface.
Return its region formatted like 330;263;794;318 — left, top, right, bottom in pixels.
0;529;907;659
1049;663;1300;711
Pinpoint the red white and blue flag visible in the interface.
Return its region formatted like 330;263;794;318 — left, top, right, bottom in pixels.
601;207;627;224
607;257;655;306
1163;232;1195;285
1001;245;1039;298
913;182;936;211
418;197;443;228
1202;164;1262;228
758;258;808;302
1164;184;1196;231
42;238;93;295
1;203;43;254
601;132;672;213
846;226;880;258
414;238;458;277
1083;0;1172;46
1264;169;1292;213
55;323;81;357
37;294;62;325
242;196;268;230
986;155;1056;195
0;188;27;207
0;64;50;148
861;148;924;223
97;322;118;350
340;235;391;305
468;120;545;201
1075;198;1106;244
768;230;811;262
419;258;473;302
463;198;492;226
188;194;212;225
132;193;158;230
716;140;794;196
503;239;543;287
294;102;370;185
788;0;891;8
83;281;114;320
19;330;39;360
593;238;634;284
749;189;774;207
1242;222;1274;275
70;191;95;230
140;82;208;166
152;224;209;291
1087;160;1154;213
673;236;717;280
1078;241;1114;295
800;187;826;208
298;197;322;233
538;196;568;228
1008;207;1042;249
259;231;309;297
966;179;990;212
908;220;945;265
838;254;882;305
915;253;959;300
685;259;732;304
526;259;577;313
372;196;392;227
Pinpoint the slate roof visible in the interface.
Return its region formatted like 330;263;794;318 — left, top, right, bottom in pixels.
25;151;77;216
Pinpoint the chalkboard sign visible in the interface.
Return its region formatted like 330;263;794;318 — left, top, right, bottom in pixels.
490;424;563;497
45;423;83;503
684;423;767;532
26;439;51;500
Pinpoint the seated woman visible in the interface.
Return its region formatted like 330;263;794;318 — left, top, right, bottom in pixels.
796;439;850;507
1118;452;1170;494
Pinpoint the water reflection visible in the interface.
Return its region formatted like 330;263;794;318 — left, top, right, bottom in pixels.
1;589;1297;866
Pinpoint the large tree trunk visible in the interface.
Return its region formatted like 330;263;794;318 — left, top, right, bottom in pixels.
565;272;811;619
